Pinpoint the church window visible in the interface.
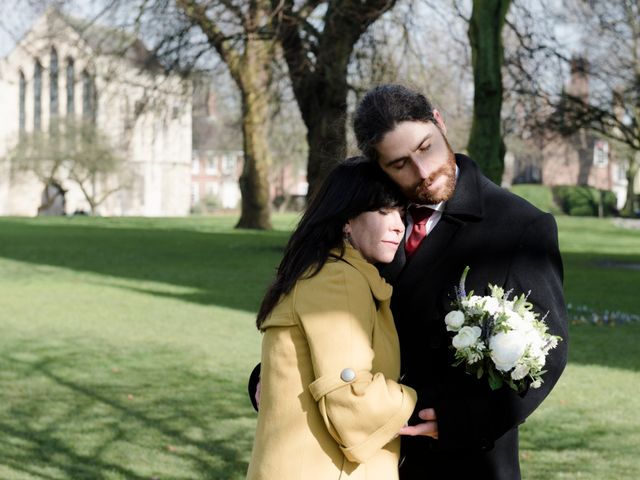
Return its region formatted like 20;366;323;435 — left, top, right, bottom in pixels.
50;47;59;120
34;60;42;130
66;58;75;115
82;70;96;123
19;71;26;133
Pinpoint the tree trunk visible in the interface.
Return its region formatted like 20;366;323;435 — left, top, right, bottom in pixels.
303;85;348;199
235;31;273;230
621;154;639;217
237;89;273;229
277;0;396;198
467;0;511;184
176;0;274;230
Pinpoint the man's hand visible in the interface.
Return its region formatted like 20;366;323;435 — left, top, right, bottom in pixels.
398;408;438;439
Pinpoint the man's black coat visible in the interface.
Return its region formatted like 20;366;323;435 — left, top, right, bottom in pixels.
382;154;569;480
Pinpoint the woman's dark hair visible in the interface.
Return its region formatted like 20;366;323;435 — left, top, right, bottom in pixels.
256;157;404;329
354;84;436;161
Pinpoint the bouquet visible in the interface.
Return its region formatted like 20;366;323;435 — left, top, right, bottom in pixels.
444;266;562;393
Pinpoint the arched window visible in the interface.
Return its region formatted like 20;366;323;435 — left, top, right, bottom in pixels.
82;69;96;123
66;57;74;115
34;60;42;130
19;71;26;133
50;47;59;121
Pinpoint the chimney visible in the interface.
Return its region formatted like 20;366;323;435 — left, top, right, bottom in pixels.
568;56;589;104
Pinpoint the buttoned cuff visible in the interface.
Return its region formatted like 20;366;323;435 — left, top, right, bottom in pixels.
340;385;418;463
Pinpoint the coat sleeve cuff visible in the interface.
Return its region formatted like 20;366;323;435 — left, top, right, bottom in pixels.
340;385;417;463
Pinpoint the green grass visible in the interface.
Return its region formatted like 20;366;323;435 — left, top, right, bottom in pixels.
511;184;562;215
0;213;638;479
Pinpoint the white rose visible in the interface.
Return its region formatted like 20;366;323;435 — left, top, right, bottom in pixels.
452;326;482;349
505;310;533;333
489;330;528;372
445;310;466;331
530;379;542;389
483;297;501;316
511;363;530;380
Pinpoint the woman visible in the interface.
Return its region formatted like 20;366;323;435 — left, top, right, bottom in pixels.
247;158;417;480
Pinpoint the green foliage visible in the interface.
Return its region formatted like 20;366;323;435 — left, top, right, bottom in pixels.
510;184;562;214
552;185;618;217
191;195;222;215
0;214;637;479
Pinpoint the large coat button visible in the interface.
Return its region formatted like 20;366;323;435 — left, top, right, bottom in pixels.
340;368;356;382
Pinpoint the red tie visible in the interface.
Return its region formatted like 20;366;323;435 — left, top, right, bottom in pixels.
405;206;434;258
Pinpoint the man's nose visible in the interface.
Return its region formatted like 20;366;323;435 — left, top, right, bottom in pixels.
410;154;430;179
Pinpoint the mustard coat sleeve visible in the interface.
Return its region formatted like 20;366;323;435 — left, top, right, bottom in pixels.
294;263;417;464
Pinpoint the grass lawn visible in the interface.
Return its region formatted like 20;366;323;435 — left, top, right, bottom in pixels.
0;213;638;479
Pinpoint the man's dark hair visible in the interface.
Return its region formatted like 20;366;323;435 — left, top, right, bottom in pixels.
354;84;436;161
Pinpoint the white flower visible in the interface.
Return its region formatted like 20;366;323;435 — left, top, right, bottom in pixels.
462;295;484;314
505;310;534;334
525;329;547;366
546;335;559;351
489;330;528;372
522;310;536;324
445;310;466;331
483;297;501;316
452;326;482;349
530;379;542;389
511;363;530;380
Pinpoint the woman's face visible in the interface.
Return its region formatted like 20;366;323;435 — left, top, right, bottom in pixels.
345;207;405;264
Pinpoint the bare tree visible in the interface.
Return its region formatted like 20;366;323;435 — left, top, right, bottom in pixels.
274;0;397;197
504;0;639;216
174;0;276;229
9;117;128;214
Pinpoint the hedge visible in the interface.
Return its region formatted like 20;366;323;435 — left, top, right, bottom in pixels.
551;185;618;217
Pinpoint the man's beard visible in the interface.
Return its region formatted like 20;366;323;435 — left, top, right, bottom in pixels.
413;145;457;204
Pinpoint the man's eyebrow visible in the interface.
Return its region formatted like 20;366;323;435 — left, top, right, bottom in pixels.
384;133;433;167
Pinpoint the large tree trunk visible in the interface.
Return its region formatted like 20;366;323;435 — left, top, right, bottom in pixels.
621;154;639;217
305;113;346;200
237;85;273;229
277;0;396;198
177;0;274;230
302;83;349;199
467;0;511;184
235;10;274;230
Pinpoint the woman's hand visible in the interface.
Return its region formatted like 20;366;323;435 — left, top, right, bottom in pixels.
398;408;438;439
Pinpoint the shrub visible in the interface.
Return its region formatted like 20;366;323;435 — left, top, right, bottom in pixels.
552;185;618;217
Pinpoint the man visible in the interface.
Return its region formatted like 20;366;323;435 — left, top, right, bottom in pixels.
352;84;568;479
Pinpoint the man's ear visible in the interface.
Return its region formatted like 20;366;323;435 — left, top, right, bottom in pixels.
433;109;447;136
343;222;352;236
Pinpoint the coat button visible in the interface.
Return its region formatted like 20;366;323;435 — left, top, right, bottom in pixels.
340;368;356;382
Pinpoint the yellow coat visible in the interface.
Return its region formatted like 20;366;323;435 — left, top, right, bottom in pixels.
247;244;417;480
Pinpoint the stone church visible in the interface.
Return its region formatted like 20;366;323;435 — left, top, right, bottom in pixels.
0;8;192;216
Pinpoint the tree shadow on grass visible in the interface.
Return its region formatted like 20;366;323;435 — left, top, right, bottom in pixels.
0;341;256;479
0;219;289;313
